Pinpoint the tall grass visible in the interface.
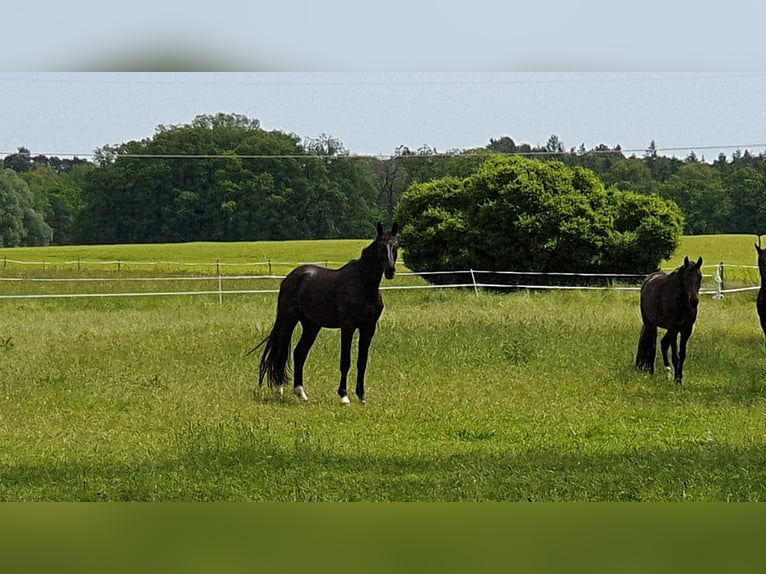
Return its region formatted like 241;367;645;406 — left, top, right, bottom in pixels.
1;235;765;500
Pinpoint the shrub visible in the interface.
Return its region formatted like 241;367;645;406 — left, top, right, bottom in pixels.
396;156;683;285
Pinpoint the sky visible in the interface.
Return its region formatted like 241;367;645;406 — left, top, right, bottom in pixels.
3;72;766;163
3;1;766;163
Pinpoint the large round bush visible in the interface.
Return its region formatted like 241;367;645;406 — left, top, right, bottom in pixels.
396;156;683;284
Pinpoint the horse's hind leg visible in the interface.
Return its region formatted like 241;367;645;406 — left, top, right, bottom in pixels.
259;314;298;395
293;323;320;401
337;327;355;405
636;324;657;373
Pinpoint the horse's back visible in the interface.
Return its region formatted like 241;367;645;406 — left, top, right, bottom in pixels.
640;271;673;327
640;271;668;305
278;261;382;329
281;264;339;298
277;264;348;327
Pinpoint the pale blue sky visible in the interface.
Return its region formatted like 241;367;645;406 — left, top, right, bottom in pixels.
2;72;766;163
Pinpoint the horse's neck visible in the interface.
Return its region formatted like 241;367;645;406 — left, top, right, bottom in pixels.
356;247;384;292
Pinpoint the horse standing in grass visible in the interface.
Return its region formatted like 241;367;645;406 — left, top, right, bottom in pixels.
755;240;766;345
252;222;399;404
635;256;703;385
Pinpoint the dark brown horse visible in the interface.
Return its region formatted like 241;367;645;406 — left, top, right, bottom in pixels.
251;222;399;404
755;239;766;345
635;256;703;384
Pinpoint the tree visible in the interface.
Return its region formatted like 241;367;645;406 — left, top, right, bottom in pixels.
644;140;659;160
0;169;53;246
545;134;565;154
373;156;407;223
18;162;91;245
658;163;728;234
75;113;380;244
724;166;766;234
487;136;517;154
303;133;348;157
3;147;32;173
603;159;655;195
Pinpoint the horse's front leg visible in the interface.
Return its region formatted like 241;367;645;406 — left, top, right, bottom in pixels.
354;323;377;404
660;330;675;379
337;327;355;405
675;327;693;385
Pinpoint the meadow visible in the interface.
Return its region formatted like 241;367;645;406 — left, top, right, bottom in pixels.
1;234;766;501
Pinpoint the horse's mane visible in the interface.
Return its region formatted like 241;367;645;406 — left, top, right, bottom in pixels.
663;259;693;282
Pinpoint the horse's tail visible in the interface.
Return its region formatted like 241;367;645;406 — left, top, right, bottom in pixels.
248;314;294;389
635;324;657;372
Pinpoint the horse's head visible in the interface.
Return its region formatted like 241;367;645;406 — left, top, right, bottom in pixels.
375;221;399;280
679;255;703;309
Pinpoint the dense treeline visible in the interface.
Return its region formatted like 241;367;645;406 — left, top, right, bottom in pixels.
2;113;766;247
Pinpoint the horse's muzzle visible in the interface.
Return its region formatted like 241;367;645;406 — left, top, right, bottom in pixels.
385;267;396;280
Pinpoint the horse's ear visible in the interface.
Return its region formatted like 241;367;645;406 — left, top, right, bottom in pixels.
696;256;703;268
684;256;690;267
376;221;383;236
391;221;398;236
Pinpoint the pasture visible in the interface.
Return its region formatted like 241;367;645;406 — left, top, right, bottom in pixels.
1;234;766;501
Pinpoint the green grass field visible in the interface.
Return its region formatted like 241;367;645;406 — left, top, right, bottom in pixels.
1;234;765;501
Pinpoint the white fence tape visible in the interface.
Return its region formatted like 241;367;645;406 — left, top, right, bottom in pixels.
0;265;759;301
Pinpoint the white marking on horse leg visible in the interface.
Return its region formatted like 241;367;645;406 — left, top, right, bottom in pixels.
276;385;284;398
665;366;673;380
294;386;308;401
340;395;351;405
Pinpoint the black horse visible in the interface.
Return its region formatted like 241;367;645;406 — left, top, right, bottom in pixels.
635;256;703;384
755;240;766;344
252;222;399;404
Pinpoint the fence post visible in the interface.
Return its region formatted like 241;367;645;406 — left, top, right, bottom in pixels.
218;273;223;305
469;269;479;297
713;261;724;300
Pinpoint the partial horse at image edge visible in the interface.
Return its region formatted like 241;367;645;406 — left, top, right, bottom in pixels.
755;239;766;346
250;221;399;404
635;256;703;385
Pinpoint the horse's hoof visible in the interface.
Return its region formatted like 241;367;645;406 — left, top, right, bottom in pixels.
340;395;351;406
276;385;284;398
294;386;308;401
